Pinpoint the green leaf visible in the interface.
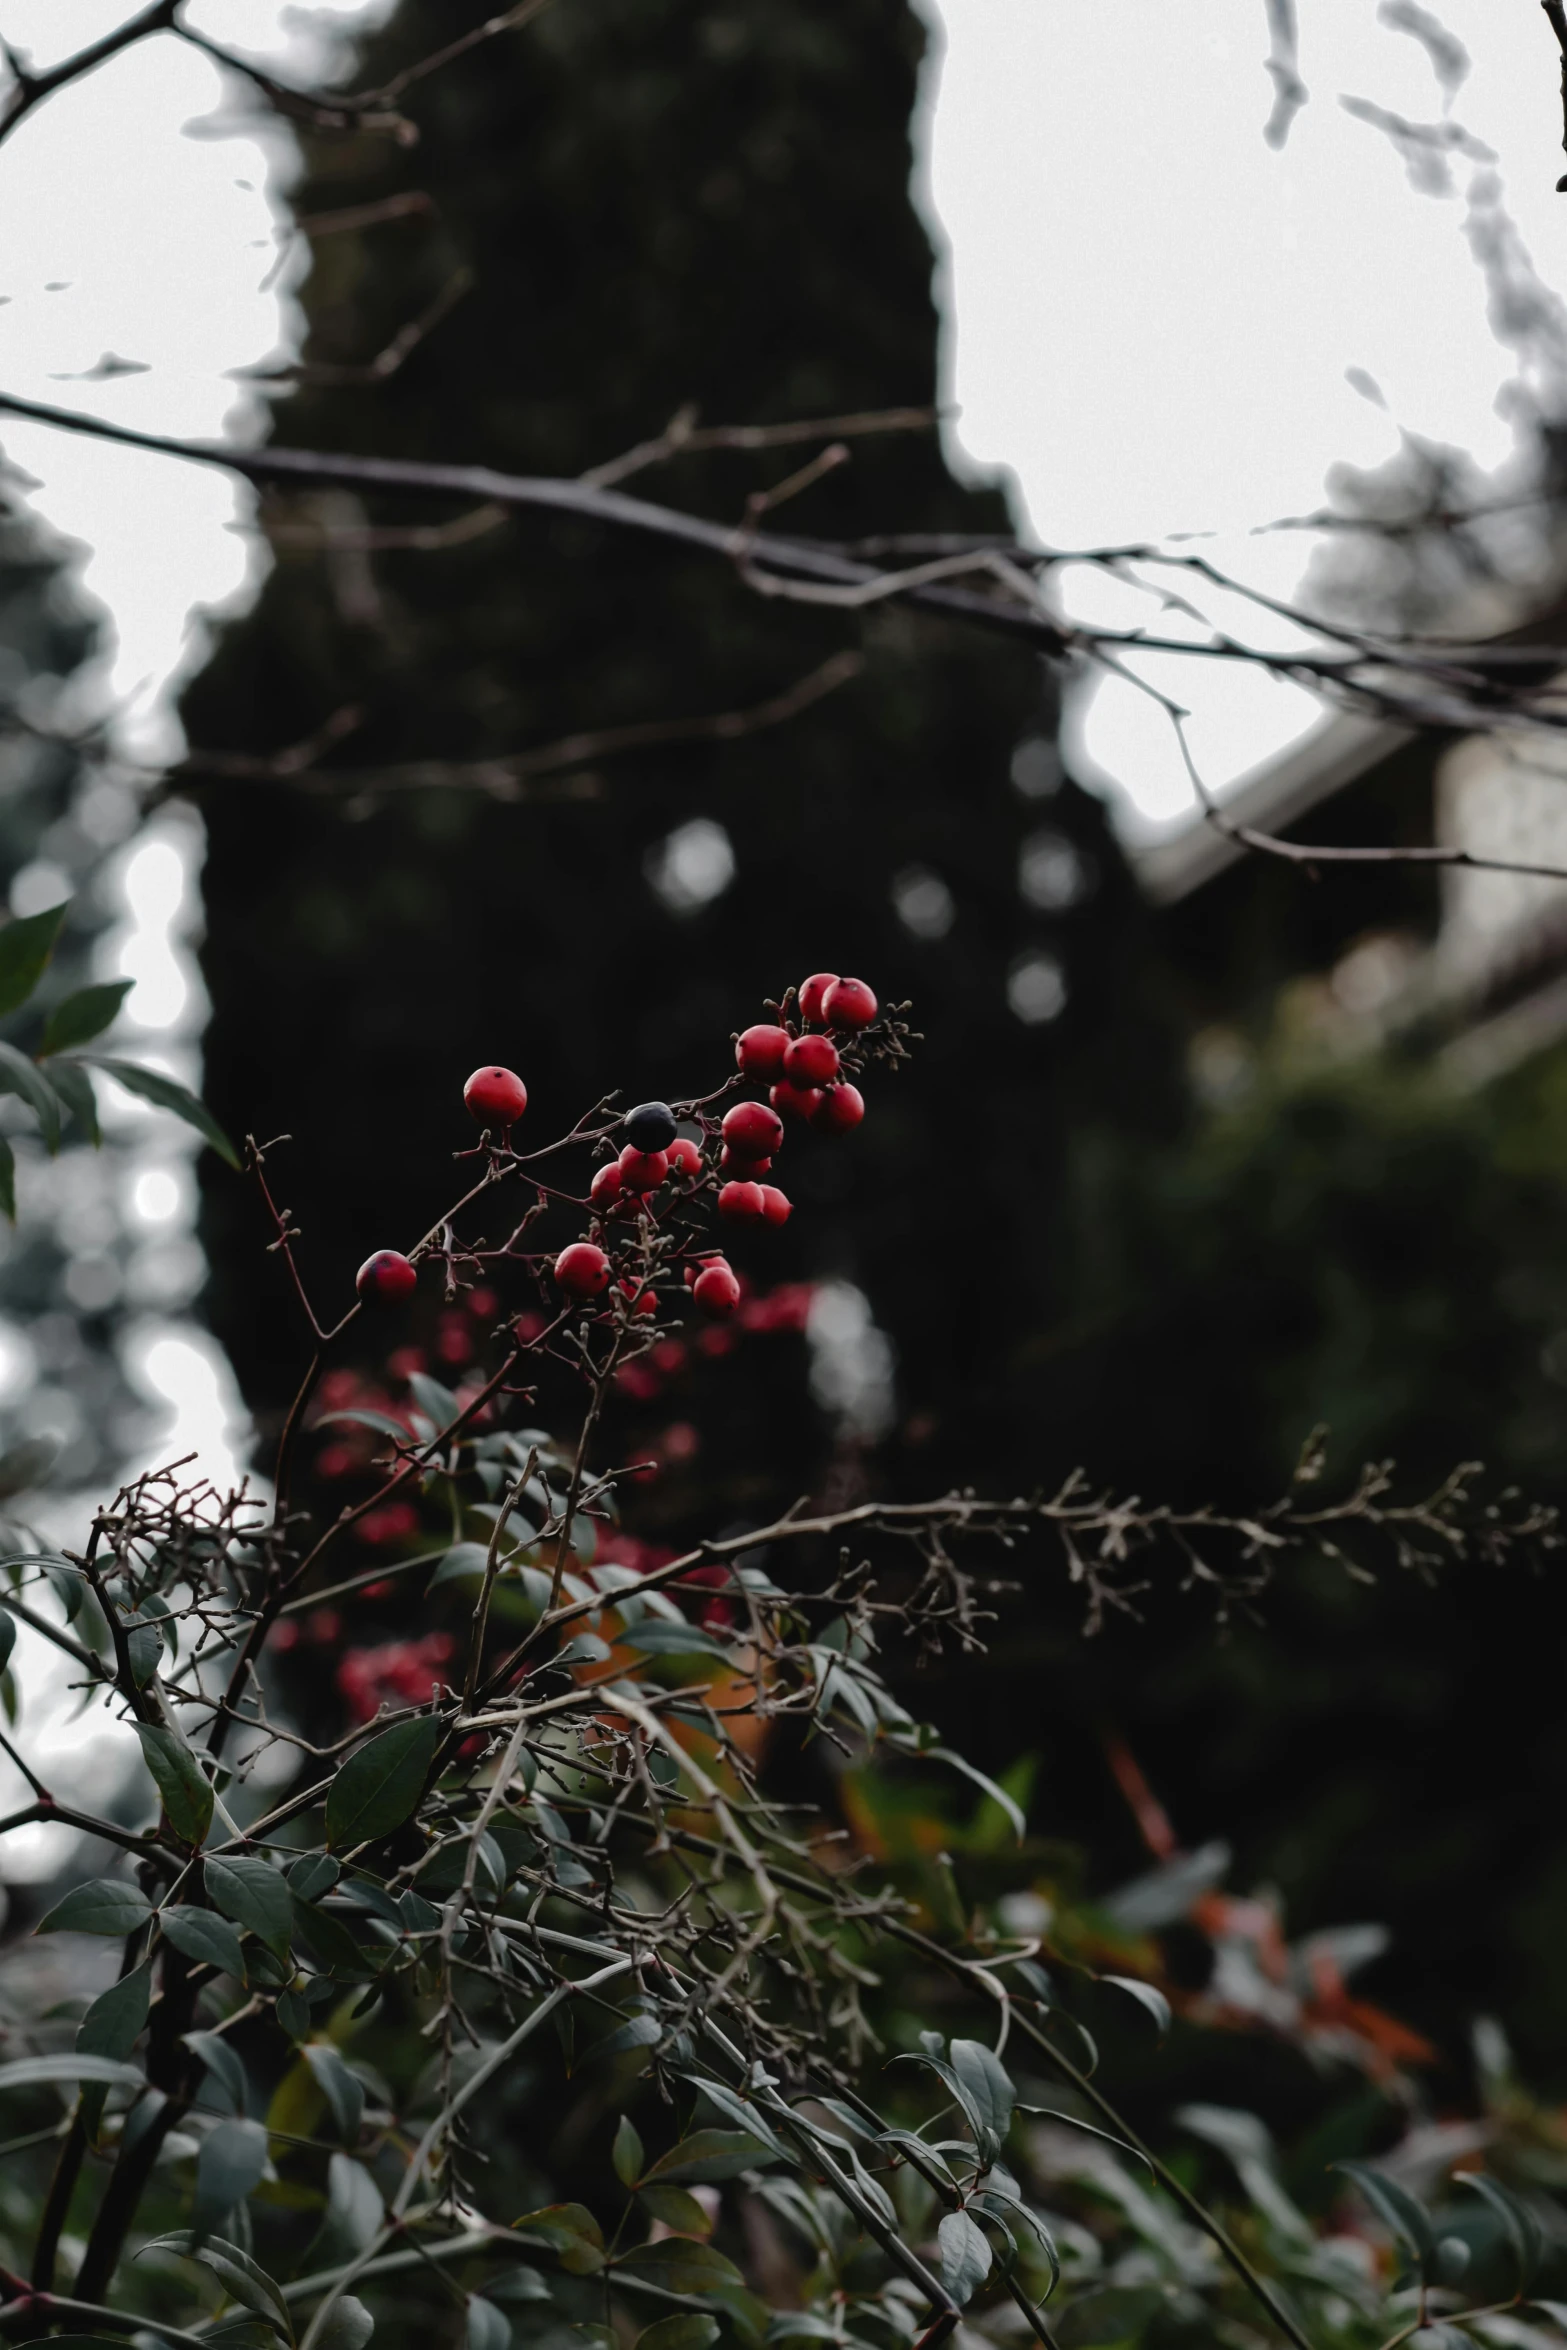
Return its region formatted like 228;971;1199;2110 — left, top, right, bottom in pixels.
326;1716;443;1850
142;2230;294;2339
194;2114;270;2237
679;2075;792;2161
1457;2173;1544;2291
467;2301;511;2350
612;2112;644;2188
0;1608;16;1678
124;1616;163;1688
0;2052;145;2095
643;2128;777;2184
937;2209;991;2307
638;2183;714;2236
949;2041;1015;2142
1333;2161;1434;2264
318;2302;375;2350
291;1899;377;1982
38;1878;153;1937
0;1041;60;1149
512;2202;605;2274
43;1058;99;1144
285;1852;341;1903
428;1540;494;1590
312;1407;415;1442
161;1905;247;1978
303;2043;365;2147
1101;1975;1172;2039
185;2030;248;2115
206;1855;294;1957
619;1620;731;1658
0;902;67;1017
615;2240;745;2298
923;1744;1026;1840
40;980;133;1055
136;1723;214;1847
637;2321;719;2350
74;1054;240;1167
78;1966;151;2062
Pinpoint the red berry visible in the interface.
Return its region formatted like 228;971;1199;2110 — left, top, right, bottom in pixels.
783;1033;839;1087
464;1065;528;1127
758;1185;792;1226
718;1180;766;1223
666;1137;704;1178
823;977;877;1029
811;1082;865;1134
693;1261;741;1314
721;1145;771;1176
618;1144;669;1194
771;1080;824;1122
357;1249;418;1302
799;972;838;1026
618;1278;659;1318
722;1100;784;1160
590;1162;623;1208
554;1242;610;1298
736;1023;790;1077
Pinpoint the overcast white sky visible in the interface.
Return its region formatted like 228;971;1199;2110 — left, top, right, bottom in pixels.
0;2;1561;815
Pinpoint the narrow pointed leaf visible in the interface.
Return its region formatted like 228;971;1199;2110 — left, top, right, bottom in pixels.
43;1059;98;1144
206;1855;294;1957
937;2209;991;2306
0;1041;60;1149
141;2230;293;2337
78;1966;151;2063
38;1878;152;1936
326;1716;443;1849
136;1723;214;1846
76;1054;239;1166
40;980;133;1055
0;902;67;1016
161;1905;247;1978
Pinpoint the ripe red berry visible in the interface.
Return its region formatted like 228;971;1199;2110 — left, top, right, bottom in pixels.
759;1184;792;1226
554;1242;610;1298
798;972;838;1026
823;976;877;1029
357;1249;418;1302
770;1079;824;1122
618;1277;659;1318
590;1162;623;1208
811;1082;865;1134
718;1180;766;1223
464;1065;528;1126
720;1145;771;1176
693;1260;741;1314
783;1033;839;1087
666;1137;703;1178
736;1023;790;1077
722;1100;784;1160
618;1144;669;1193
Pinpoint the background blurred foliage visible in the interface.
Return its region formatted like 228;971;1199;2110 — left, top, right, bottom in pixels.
180;0;1567;2094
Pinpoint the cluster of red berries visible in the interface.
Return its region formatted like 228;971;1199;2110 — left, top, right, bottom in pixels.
354;973;879;1321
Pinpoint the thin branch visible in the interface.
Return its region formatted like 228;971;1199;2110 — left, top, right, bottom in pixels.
161;650;863;805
